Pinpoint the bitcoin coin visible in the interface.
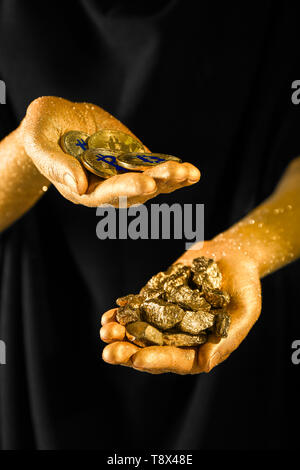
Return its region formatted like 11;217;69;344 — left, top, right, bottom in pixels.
80;149;123;178
116;152;182;170
88;130;145;153
60;131;89;159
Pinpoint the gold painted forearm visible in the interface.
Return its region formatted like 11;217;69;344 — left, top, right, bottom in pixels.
0;124;50;232
214;157;300;278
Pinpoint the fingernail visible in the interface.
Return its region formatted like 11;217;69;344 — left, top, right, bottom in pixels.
63;173;78;193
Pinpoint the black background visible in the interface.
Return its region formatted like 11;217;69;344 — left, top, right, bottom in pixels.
0;0;299;450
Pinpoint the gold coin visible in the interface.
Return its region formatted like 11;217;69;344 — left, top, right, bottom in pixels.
88;130;145;153
60;131;89;159
116;152;182;170
80;149;122;179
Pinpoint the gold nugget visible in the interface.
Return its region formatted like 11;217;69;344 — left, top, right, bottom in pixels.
141;299;185;330
179;310;215;335
126;321;163;347
163;332;207;347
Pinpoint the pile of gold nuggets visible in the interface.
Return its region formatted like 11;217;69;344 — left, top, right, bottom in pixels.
116;256;231;348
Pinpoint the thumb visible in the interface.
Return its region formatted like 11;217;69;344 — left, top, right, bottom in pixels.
23;133;88;195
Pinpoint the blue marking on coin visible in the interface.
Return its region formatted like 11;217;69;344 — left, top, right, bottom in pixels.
96;153;129;172
75;138;88;151
134;154;166;163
